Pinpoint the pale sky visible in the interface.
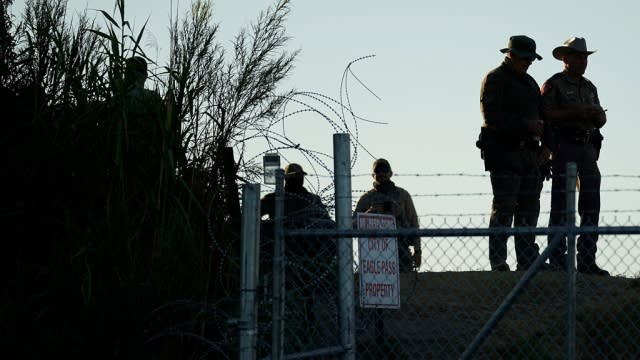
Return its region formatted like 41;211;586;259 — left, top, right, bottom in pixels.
10;1;640;268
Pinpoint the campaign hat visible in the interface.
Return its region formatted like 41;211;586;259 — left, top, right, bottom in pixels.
500;35;543;60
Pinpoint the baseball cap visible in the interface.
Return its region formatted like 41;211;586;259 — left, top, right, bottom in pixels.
284;163;307;176
372;158;392;173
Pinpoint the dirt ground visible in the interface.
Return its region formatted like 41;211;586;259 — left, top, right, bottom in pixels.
351;271;640;359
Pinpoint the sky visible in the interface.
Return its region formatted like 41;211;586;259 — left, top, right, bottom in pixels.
10;0;640;273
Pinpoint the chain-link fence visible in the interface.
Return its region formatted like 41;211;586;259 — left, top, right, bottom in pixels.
255;227;640;359
237;136;640;360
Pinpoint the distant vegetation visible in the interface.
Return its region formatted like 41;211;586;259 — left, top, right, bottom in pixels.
1;0;296;357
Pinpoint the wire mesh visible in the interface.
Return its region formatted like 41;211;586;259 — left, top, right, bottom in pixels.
248;169;640;359
255;222;640;359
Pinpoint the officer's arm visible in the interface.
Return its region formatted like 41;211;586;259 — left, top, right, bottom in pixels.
315;195;331;220
541;81;599;130
353;198;364;214
544;107;605;131
592;88;607;128
481;72;528;136
404;194;422;269
404;193;421;250
260;194;273;218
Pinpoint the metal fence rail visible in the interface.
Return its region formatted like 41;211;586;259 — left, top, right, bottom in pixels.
269;227;640;359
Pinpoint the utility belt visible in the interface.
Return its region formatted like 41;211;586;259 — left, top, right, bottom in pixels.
555;128;594;145
477;127;540;151
477;128;540;171
496;138;540;151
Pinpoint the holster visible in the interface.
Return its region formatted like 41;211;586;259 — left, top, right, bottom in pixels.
554;128;604;159
593;129;604;159
476;127;499;171
538;147;552;180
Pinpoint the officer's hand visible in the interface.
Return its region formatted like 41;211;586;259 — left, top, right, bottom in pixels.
579;106;606;127
593;108;607;128
413;250;422;269
526;119;544;137
537;146;552;166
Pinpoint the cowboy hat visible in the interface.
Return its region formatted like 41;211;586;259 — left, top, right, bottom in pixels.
553;37;596;60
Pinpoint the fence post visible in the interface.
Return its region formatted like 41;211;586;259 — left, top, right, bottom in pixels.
334;133;356;360
566;162;577;360
272;169;285;359
239;184;261;360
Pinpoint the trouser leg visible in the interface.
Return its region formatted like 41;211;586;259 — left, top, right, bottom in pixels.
577;145;601;268
489;171;519;269
398;238;413;273
514;167;542;268
548;159;569;267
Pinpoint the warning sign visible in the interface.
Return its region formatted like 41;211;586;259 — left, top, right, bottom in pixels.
356;213;400;309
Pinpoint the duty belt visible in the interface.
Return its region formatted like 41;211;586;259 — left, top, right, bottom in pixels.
556;129;592;144
512;138;539;150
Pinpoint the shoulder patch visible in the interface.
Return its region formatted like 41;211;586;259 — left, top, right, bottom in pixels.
541;81;554;95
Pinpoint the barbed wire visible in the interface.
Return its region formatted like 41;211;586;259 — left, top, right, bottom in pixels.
304;172;640;179
240;53;640;232
343;188;640;198
416;208;640;218
239;54;387;197
431;187;640;197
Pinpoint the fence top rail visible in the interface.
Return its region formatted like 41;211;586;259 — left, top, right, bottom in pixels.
283;225;640;238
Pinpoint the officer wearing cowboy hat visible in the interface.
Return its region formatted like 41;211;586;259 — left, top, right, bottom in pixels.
542;37;609;276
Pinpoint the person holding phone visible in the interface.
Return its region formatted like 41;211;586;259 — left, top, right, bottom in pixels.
478;35;551;272
354;158;421;272
542;37;609;276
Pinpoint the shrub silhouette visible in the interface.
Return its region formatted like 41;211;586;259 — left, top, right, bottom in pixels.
2;0;297;358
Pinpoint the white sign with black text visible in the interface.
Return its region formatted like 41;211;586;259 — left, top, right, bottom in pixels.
356;212;400;309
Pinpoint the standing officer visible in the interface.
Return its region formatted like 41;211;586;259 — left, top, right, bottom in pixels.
261;163;331;223
477;35;552;271
354;158;421;272
542;37;609;276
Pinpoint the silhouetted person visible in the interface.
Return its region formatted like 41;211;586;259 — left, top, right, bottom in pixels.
354;158;422;273
542;37;609;276
260;162;335;281
477;35;552;271
124;56;150;96
259;163;335;341
120;56;174;173
261;163;331;223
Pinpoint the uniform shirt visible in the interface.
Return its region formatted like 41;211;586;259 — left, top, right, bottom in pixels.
261;185;331;222
480;59;550;147
541;71;601;132
354;181;420;250
260;186;335;267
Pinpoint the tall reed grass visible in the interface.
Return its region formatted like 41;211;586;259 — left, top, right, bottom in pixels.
2;0;296;357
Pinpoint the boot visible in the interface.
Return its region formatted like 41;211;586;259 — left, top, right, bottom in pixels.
516;262;551;272
548;254;566;271
491;263;510;272
577;248;609;276
577;263;610;276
